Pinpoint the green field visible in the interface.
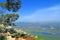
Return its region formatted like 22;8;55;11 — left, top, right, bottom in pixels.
34;34;60;40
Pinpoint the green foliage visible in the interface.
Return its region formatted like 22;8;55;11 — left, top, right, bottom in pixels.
0;18;3;22
5;14;19;21
0;14;19;26
0;35;7;40
6;0;21;12
0;0;21;12
0;3;7;9
0;0;21;25
4;14;19;25
15;33;21;38
8;28;17;34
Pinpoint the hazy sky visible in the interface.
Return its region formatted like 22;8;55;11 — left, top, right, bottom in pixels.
0;0;60;22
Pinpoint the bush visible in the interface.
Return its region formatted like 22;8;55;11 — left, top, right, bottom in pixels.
0;35;7;40
8;28;17;34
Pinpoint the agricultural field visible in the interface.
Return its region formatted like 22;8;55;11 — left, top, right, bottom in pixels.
15;22;60;40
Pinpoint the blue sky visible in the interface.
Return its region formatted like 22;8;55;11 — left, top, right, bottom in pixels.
0;0;60;22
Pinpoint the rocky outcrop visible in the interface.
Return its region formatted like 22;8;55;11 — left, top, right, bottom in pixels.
6;36;34;40
0;24;35;40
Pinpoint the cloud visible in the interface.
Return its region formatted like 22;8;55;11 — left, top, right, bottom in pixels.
18;5;60;22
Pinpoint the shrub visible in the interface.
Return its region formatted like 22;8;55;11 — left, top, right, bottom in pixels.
0;35;7;40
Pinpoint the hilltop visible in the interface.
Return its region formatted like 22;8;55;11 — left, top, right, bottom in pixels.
0;24;37;40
